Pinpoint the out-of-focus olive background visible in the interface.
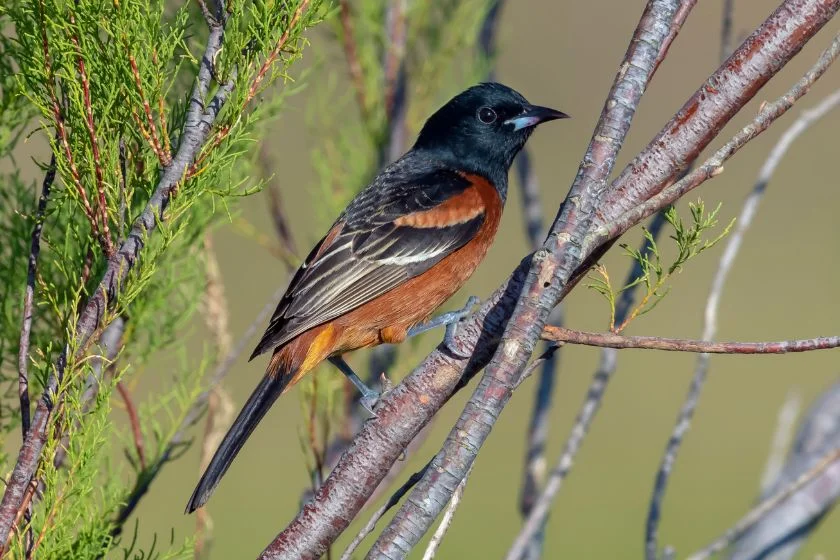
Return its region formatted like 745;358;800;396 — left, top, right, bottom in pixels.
124;0;840;557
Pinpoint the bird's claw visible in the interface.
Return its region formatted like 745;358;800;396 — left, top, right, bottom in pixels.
359;392;380;417
443;295;480;359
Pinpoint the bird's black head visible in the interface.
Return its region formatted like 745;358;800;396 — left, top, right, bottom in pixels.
413;82;568;197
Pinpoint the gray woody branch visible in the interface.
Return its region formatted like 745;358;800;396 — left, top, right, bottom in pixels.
261;1;840;558
725;381;840;560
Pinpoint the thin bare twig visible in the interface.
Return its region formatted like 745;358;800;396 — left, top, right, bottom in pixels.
541;326;840;354
115;381;146;470
759;390;802;494
421;464;473;560
18;154;56;438
379;0;408;167
728;381;840;560
687;448;840;560
338;0;369;124
644;85;840;560
382;0;406;119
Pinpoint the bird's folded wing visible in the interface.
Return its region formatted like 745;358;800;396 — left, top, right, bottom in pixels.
250;177;488;358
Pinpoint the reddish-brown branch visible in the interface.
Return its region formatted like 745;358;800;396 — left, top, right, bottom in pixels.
590;30;840;256
115;381;146;470
70;13;114;256
128;53;171;167
247;0;311;104
339;0;369;121
601;0;840;223
382;0;406;117
541;326;840;354
35;0;101;250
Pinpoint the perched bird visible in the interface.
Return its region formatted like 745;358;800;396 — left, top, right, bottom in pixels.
186;82;567;512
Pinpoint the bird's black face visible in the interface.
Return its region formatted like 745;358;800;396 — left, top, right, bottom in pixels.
413;82;568;196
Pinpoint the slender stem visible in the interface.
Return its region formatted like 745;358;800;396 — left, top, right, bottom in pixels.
686;448;840;560
338;0;368;124
128;53;171;167
115;381;146;470
541;326;840;354
72;11;114;255
195;234;235;558
644;85;840;560
759;390;802;493
18;154;56;438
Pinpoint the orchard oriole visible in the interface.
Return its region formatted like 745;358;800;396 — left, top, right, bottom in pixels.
186;82;567;512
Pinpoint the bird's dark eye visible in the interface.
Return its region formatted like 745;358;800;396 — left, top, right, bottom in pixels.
477;106;497;124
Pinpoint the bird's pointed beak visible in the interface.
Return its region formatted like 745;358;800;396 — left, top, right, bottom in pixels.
504;105;570;131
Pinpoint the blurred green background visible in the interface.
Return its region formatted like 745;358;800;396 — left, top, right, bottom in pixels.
51;0;840;557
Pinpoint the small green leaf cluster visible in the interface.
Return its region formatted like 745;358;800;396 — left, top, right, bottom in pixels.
589;200;734;332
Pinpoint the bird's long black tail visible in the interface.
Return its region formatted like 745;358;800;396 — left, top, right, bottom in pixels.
186;373;287;513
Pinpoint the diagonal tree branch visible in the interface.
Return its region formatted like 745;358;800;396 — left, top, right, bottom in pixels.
369;1;689;555
260;2;840;557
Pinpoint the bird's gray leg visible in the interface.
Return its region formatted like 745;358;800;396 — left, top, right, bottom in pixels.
328;356;379;415
407;296;480;359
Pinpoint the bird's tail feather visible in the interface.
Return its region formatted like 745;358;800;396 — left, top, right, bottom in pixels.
185;371;289;513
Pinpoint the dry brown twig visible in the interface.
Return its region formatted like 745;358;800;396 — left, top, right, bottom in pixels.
195;234;236;557
540;326;840;355
338;0;369;122
71;10;114;256
115;381;146;470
